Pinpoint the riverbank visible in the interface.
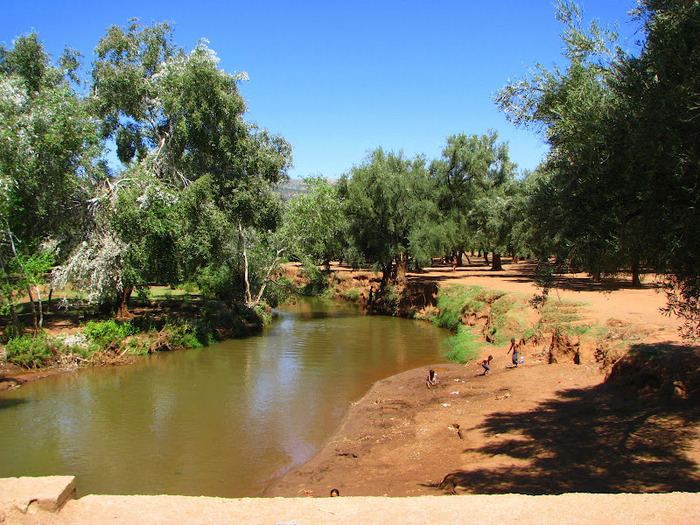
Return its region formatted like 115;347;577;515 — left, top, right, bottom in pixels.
0;298;266;391
3;260;699;503
266;261;700;497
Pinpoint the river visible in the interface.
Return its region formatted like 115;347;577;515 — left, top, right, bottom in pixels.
0;299;450;497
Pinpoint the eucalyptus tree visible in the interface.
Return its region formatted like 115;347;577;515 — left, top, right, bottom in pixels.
339;148;440;288
56;20;291;313
431;132;518;270
0;33;103;331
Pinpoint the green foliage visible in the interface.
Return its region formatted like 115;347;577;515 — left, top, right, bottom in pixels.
4;334;55;369
497;0;700;333
340;288;360;302
282;177;345;267
161;322;203;349
299;262;330;297
444;326;483;364
430;131;519;264
83;319;136;350
486;294;528;345
433;285;490;332
339;148;439;284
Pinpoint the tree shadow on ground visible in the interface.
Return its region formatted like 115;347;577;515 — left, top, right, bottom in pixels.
410;261;658;293
427;376;700;494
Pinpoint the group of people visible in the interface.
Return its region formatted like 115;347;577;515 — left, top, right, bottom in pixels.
480;337;522;375
424;337;523;387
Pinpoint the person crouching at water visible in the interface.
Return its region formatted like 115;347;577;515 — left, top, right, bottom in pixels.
481;355;493;376
426;369;438;388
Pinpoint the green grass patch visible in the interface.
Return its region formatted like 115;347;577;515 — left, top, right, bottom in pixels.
444;326;483;364
4;334;56;369
486;293;530;344
433;285;490;332
340;288;360;301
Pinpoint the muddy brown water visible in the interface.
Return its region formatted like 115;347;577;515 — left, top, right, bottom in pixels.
0;300;449;497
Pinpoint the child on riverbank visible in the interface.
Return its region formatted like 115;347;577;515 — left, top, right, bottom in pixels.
480;355;493;376
507;338;521;367
426;369;439;388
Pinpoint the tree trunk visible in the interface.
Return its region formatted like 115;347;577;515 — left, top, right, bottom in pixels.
238;220;254;306
115;286;133;318
491;252;503;271
395;252;408;288
380;263;392;291
483;252;489;265
34;284;44;330
26;286;39;335
631;257;641;287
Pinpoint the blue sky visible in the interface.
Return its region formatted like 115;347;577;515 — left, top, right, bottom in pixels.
2;1;643;178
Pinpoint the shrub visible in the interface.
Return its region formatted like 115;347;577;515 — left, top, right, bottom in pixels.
300;262;329;296
83;319;137;350
5;334;56;369
341;288;360;301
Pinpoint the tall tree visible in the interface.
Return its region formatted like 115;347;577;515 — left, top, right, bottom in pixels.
339;148;438;288
431;132;518;269
56;20;291;314
0;33;102;331
497;0;700;335
281;177;345;269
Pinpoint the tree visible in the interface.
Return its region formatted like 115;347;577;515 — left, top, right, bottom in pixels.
55;20;292;314
430;132;518;270
339;148;438;288
0;33;103;331
281;177;345;269
497;0;700;335
495;1;638;278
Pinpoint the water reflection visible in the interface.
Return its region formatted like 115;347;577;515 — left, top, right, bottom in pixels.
0;300;449;497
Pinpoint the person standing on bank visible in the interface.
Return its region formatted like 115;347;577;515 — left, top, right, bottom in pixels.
507;338;520;367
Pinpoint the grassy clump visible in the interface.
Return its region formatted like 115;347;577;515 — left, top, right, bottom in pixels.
83;319;137;351
433;285;488;332
4;334;57;369
433;285;526;336
485;294;530;344
340;288;360;301
444;326;483;364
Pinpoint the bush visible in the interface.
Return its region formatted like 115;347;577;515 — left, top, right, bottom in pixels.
341;288;360;301
300;263;329;296
4;334;56;369
83;319;137;350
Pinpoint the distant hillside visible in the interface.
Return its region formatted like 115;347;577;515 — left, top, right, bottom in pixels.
275;178;338;200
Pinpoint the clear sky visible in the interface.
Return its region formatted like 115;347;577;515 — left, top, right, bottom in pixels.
2;0;643;178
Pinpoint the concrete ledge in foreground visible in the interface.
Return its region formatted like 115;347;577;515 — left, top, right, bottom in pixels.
0;475;76;517
1;477;698;524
